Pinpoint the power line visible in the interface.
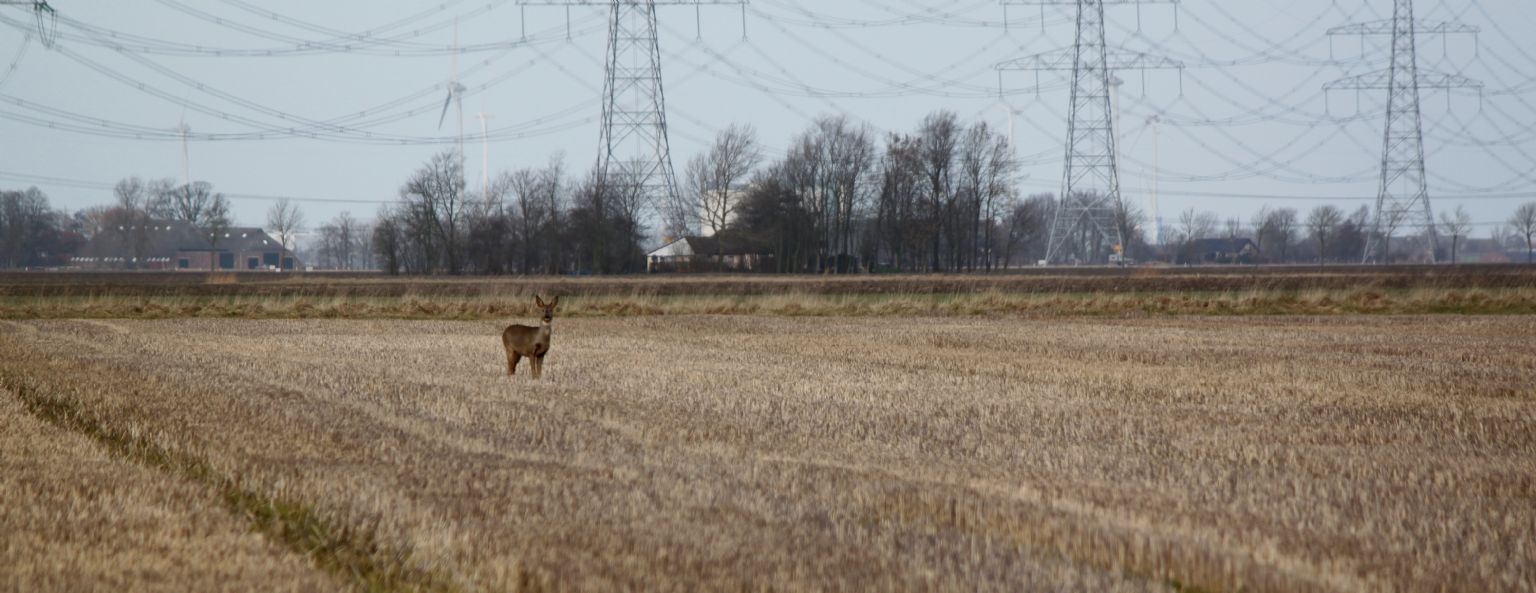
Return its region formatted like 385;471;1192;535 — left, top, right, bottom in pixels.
1327;0;1482;263
998;0;1185;264
0;170;397;205
0;14;608;144
39;2;525;57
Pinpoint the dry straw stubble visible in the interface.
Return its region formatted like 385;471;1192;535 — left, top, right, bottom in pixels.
2;315;1533;592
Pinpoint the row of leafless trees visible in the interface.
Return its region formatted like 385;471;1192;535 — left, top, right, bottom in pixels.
864;112;1020;272
687;112;1025;273
1169;201;1536;264
361;111;1032;274
352;100;1536;274
369;150;645;275
0;188;78;269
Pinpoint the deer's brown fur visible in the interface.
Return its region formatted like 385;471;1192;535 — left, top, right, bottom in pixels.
502;296;558;379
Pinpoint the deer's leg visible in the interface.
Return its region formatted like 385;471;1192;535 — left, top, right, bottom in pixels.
532;355;544;380
508;352;521;376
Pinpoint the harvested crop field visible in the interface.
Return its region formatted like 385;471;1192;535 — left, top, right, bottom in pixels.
2;315;1533;592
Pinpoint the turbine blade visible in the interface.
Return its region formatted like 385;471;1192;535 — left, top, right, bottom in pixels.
438;92;452;130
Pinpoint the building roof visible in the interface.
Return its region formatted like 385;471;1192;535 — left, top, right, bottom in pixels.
1188;237;1258;253
648;230;770;257
80;220;285;259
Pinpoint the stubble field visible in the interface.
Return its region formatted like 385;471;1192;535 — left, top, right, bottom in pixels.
2;314;1532;592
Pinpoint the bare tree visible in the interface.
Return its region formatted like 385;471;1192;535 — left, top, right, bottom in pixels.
1371;204;1419;263
568;168;645;274
1511;201;1536;263
144;178;179;220
872;133;923;271
330;212;361;269
1224;217;1242;239
1112;200;1145;262
779;115;876;273
0;188;55;268
1265;208;1299;263
111;177;152;268
687;124;762;267
464;170;513;275
400;149;467;274
507;168;543;274
266;198;304;271
1306;205;1343;265
537;156;567;275
199;193;232;272
957;120;1016;271
1000;195;1044;269
1178;208;1218;264
317;213;366;270
917;111;960;271
1249;205;1272;256
1437;205;1471;264
373;206;405;275
76;205;113;240
168;181;220;225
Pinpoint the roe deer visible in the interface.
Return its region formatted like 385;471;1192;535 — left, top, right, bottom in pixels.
502;295;559;379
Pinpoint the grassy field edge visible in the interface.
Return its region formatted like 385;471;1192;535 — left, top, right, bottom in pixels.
3;287;1535;320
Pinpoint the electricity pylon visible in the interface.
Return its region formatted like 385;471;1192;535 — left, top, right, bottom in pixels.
0;0;55;47
1326;0;1479;264
519;1;747;239
997;0;1181;265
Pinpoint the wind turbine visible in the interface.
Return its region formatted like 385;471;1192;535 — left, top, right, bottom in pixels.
438;17;466;189
996;102;1016;149
475;110;494;199
175;115;191;186
1146;115;1162;247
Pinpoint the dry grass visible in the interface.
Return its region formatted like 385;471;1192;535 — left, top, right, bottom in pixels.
0;380;341;592
5;265;1535;298
1;315;1532;592
6;267;1534;319
3;286;1536;320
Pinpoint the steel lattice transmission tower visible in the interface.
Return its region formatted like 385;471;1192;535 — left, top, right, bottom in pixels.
1326;0;1479;264
997;0;1181;265
519;1;746;239
0;0;56;47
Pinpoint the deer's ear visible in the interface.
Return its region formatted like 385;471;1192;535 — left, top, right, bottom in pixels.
550;296;560;309
535;295;546;308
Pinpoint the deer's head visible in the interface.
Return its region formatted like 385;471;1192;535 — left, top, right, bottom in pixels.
535;295;560;325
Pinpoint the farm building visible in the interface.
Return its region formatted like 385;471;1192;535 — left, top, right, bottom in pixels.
71;220;298;271
1180;237;1260;265
647;231;771;273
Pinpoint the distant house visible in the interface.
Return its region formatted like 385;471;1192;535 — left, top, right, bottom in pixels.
1181;237;1259;265
72;220;298;271
647;230;770;273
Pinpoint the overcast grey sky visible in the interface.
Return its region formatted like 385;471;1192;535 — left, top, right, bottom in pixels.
1;0;1533;240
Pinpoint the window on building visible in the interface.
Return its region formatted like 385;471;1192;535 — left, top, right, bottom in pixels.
218;253;235;269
